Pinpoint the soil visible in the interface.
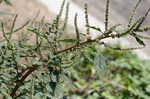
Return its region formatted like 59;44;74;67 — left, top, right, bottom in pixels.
0;0;57;43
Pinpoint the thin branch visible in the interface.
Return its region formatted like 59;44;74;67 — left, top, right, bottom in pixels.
6;19;30;35
59;0;66;18
62;2;69;31
105;0;110;31
128;0;142;27
74;13;80;44
1;23;9;42
9;14;18;39
84;3;90;35
10;66;38;97
56;33;123;54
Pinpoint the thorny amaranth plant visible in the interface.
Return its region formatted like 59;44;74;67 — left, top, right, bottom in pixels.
0;0;150;98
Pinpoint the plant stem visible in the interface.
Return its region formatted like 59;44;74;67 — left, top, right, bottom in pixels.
10;66;37;97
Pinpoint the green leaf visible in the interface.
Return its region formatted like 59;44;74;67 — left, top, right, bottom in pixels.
146;85;150;93
87;25;102;32
49;81;57;96
120;17;143;37
58;38;76;43
94;53;108;78
105;24;121;35
4;0;12;5
135;35;145;46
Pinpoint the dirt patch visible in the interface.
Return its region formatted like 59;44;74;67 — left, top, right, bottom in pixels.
0;0;56;42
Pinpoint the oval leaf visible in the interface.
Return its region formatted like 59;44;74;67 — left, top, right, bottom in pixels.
94;53;108;78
